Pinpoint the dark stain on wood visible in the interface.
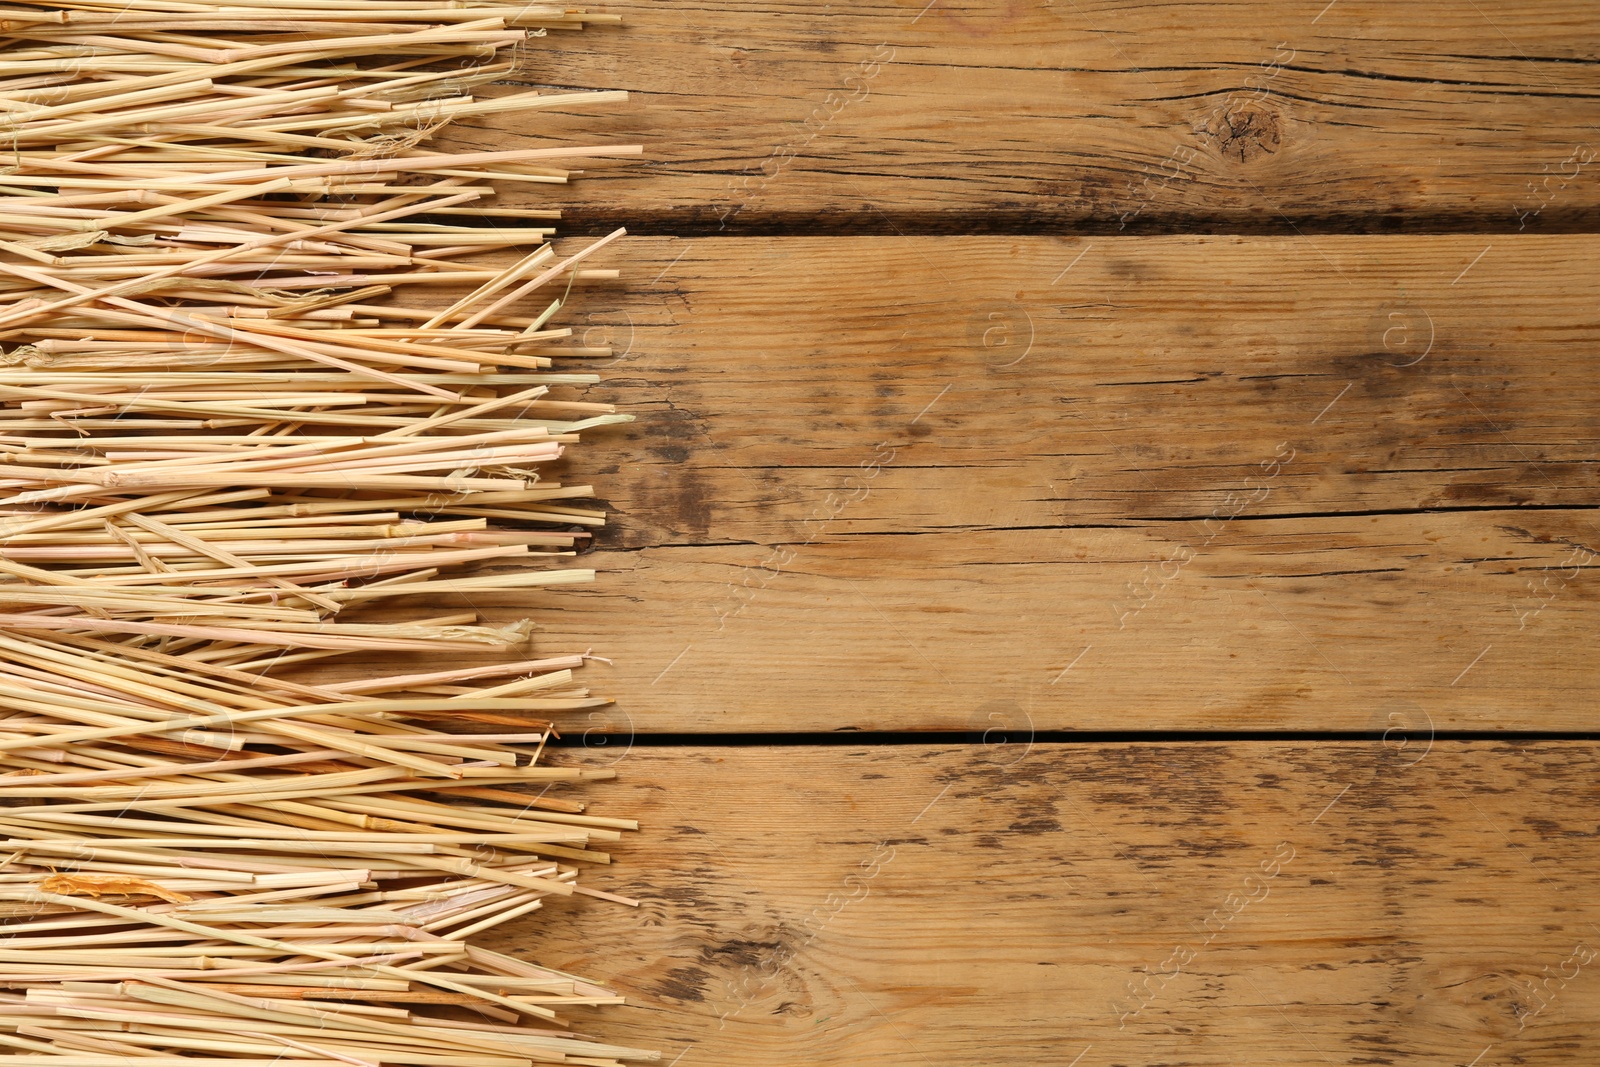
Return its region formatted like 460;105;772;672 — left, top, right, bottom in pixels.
649;965;711;1003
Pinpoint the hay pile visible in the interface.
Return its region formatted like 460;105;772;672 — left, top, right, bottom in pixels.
0;4;652;1063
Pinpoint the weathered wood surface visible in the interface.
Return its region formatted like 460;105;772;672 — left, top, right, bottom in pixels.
321;234;1600;732
565;234;1600;542
447;1;1600;232
522;743;1600;1066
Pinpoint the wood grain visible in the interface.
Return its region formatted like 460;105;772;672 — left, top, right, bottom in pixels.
325;234;1600;732
448;1;1600;232
517;743;1600;1066
563;234;1600;545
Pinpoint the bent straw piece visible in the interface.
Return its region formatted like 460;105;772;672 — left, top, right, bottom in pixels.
419;245;555;329
460;226;626;329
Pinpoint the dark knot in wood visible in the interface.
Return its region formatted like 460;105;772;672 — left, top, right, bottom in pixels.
1202;101;1283;164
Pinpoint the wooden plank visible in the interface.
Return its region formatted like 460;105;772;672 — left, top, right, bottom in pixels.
563;234;1600;544
515;743;1600;1066
526;513;1599;732
388;233;1599;732
452;1;1600;231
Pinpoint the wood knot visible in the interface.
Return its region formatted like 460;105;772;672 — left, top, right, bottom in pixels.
1202;102;1282;163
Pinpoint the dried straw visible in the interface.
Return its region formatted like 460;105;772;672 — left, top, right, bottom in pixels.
0;3;653;1063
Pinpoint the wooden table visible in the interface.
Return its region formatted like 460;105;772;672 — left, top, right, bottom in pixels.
439;3;1600;1063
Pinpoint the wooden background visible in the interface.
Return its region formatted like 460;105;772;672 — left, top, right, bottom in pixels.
449;3;1600;1064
